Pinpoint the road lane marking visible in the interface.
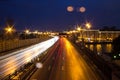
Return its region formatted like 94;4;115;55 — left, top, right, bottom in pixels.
61;66;64;70
48;66;51;71
32;79;37;80
63;57;64;60
52;57;55;60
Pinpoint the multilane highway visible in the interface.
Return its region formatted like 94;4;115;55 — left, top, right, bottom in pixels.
0;36;59;79
30;37;101;80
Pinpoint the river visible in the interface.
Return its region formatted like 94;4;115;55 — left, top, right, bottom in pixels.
85;43;112;54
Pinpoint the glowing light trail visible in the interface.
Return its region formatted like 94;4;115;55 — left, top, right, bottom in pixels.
0;36;59;79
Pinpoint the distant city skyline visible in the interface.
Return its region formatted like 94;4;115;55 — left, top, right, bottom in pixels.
0;0;120;31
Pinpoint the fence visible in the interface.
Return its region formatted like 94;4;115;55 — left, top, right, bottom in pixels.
0;36;51;54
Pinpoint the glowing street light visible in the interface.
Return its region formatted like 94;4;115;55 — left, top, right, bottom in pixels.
86;22;91;29
79;6;86;13
85;22;92;40
4;26;14;33
4;25;16;40
77;27;81;31
24;29;30;39
6;27;12;32
34;30;38;34
67;6;74;12
25;29;30;34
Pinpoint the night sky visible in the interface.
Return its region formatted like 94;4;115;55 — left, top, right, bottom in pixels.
0;0;120;31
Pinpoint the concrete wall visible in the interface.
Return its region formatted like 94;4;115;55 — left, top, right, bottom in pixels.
0;36;51;53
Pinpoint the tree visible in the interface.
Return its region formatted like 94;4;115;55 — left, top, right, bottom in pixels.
113;36;120;52
6;18;14;27
112;36;120;60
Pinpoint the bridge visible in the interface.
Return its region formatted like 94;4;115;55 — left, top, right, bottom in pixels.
68;29;120;43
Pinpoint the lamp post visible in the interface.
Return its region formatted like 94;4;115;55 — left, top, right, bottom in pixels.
24;29;30;39
67;6;74;12
77;27;81;31
25;29;30;34
4;25;15;52
86;22;91;29
67;5;86;43
5;26;14;34
4;25;15;40
76;26;85;43
85;22;91;42
77;26;81;40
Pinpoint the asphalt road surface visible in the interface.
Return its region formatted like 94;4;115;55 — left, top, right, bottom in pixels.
30;37;101;80
0;36;58;79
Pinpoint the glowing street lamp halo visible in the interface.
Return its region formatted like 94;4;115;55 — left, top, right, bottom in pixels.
7;27;12;32
34;30;38;34
4;25;15;33
25;29;30;34
77;27;81;31
67;6;74;12
85;22;91;29
79;6;86;13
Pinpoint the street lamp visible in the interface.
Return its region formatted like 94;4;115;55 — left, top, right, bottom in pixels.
66;5;86;43
34;30;38;34
4;25;16;40
67;6;74;12
76;26;81;42
25;29;30;34
4;25;16;51
24;29;30;39
77;27;81;31
85;22;92;42
79;6;86;13
4;26;14;33
86;22;91;29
